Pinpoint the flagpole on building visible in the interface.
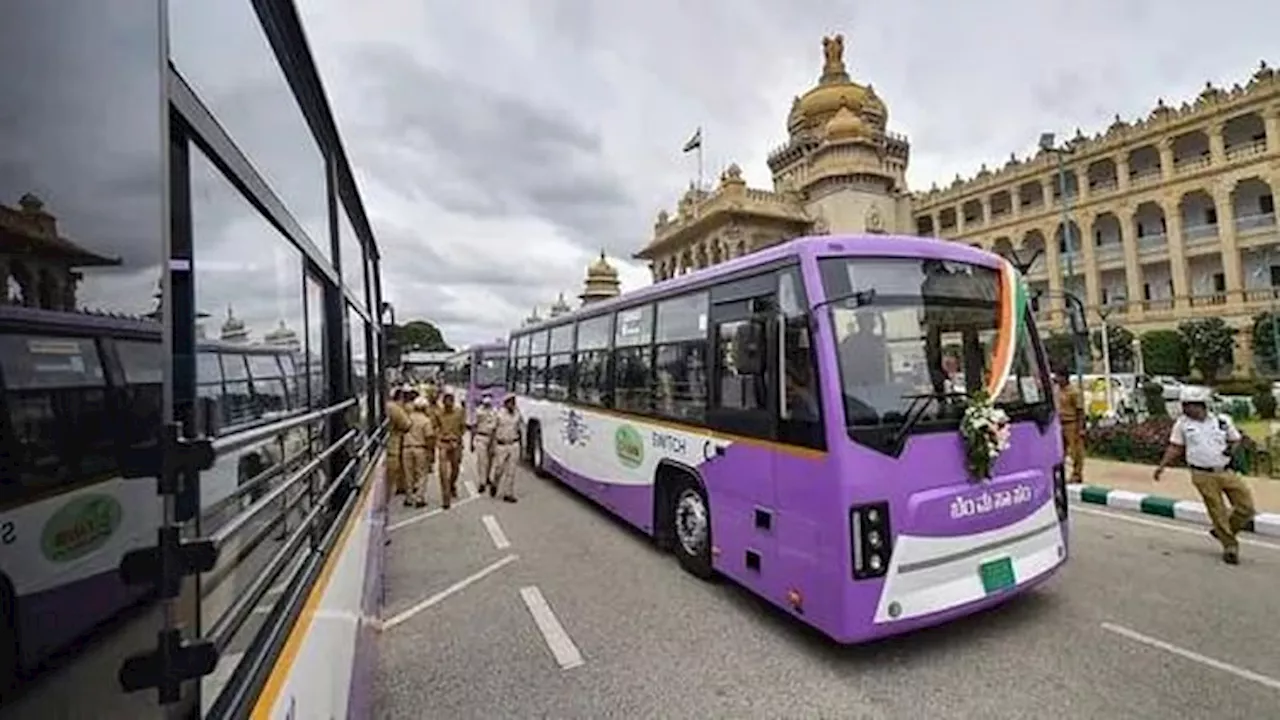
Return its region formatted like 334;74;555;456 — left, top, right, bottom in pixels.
697;130;704;192
682;126;704;191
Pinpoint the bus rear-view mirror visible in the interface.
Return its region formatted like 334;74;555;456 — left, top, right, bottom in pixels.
1067;301;1088;337
384;333;402;367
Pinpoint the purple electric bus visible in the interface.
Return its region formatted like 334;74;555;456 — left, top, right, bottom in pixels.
507;234;1067;643
441;342;509;426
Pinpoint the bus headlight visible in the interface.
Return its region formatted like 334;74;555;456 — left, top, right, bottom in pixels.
851;502;892;580
1052;463;1068;522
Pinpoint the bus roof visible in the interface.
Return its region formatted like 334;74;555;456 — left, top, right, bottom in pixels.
514;233;1003;333
0;305;299;355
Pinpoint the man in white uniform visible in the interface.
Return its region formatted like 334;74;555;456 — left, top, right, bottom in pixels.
1153;385;1257;564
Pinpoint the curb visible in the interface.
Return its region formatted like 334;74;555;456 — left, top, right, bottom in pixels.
1066;484;1280;538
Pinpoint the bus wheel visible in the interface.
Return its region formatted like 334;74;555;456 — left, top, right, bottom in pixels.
670;477;714;580
0;581;18;698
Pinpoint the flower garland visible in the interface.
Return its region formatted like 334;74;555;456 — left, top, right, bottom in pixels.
960;390;1011;480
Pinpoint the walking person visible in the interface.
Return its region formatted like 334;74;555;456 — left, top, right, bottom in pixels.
1053;373;1085;483
436;391;467;505
471;392;498;494
1153;385;1257;564
386;385;415;497
402;396;436;509
490;393;524;503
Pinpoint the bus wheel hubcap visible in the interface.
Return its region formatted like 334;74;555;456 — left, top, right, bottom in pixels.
675;490;707;556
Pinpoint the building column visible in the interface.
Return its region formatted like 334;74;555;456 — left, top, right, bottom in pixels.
1044;223;1065;326
1165;198;1191;309
1119;203;1145;321
1208;121;1226;166
955;205;966;235
1116;154;1131;192
1264;103;1280;153
1159;137;1176;181
1078;214;1101;310
1213;183;1244;307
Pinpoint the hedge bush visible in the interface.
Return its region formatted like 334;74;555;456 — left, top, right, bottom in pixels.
1085;417;1275;476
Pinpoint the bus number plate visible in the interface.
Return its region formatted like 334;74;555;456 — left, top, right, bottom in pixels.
979;557;1015;595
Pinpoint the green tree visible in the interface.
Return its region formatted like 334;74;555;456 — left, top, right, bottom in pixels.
1250;312;1280;375
393;320;453;352
1042;332;1077;375
1140;329;1189;377
1177;317;1235;383
1090;324;1136;373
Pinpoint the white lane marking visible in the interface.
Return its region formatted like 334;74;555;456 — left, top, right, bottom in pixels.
464;480;478;498
519;586;584;670
380;554;518;631
388;494;481;531
1101;622;1280;691
1073;505;1280;552
481;514;511;549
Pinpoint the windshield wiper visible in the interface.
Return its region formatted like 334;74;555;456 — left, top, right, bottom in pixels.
811;288;876;314
889;390;970;447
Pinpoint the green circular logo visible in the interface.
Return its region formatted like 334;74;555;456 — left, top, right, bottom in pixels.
40;494;123;563
614;425;644;469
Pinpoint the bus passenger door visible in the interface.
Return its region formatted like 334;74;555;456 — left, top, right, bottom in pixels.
706;292;778;589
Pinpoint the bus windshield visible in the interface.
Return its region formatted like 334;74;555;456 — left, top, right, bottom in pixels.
818;256;1050;433
475;351;507;387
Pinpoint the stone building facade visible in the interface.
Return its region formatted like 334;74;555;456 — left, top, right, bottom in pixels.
912;63;1278;371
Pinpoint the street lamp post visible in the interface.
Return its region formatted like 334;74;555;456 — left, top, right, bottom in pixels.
1040;132;1087;381
1097;293;1127;415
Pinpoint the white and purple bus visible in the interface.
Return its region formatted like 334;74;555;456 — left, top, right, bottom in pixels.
441;342;508;426
507;234;1068;644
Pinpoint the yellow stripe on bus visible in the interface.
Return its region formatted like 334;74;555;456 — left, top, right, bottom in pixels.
250;453;382;718
554;402;828;461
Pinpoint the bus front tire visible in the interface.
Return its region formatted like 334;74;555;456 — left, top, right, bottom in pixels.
527;423;549;478
669;477;714;581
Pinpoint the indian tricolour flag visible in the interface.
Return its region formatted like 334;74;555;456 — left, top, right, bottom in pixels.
985;257;1030;397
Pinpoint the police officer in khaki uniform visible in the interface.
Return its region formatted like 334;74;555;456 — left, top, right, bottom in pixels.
1053;373;1085;483
386;385;415;497
490;393;524;503
1154;385;1257;564
471;392;498;494
402;397;436;508
436;391;467;506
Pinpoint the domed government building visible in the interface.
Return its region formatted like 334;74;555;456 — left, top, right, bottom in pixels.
632;33;1280;373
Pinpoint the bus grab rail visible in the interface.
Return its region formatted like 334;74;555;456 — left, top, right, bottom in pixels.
205;447;365;653
210;398;356;458
209;429;359;549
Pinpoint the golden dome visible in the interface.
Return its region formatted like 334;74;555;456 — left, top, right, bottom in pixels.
824;105;869;140
587;250;618;279
788;34;887;136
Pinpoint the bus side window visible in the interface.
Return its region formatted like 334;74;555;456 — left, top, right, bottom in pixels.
0;334;114;498
220;353;254;427
777;267;825;449
115;340;165;449
196;350;224;435
247;353;288;416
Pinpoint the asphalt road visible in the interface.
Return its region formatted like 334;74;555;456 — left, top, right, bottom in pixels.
374;458;1280;720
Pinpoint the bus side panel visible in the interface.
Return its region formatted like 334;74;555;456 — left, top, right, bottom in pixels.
4;477;161;667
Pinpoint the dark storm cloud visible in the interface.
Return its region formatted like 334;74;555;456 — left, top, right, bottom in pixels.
0;1;166;316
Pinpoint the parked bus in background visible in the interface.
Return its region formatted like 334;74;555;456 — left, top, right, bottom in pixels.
441;341;508;425
400;350;452;384
0;305;310;693
506;234;1067;644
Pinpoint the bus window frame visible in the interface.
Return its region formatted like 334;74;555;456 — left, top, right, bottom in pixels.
0;332;118;506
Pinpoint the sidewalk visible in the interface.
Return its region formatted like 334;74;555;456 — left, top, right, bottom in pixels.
1071;458;1280;537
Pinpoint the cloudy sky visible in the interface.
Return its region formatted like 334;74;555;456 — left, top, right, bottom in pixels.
7;0;1277;354
290;0;1279;348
